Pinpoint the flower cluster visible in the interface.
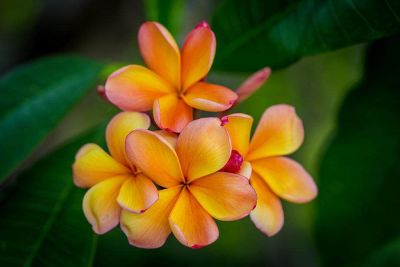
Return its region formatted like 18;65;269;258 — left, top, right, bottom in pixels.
72;21;317;249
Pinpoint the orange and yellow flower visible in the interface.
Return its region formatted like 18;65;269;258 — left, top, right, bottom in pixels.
104;21;238;133
120;117;257;248
72;112;159;234
222;104;318;236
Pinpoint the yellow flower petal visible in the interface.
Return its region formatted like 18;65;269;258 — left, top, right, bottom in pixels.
154;130;178;148
138;22;180;88
250;172;284;236
247;104;304;161
73;144;130;188
82;176;126;234
222;113;253;156
183;82;237;112
121;187;181;249
153;93;193;133
105;65;174;111
169;188;219;248
190;172;256;221
252;157;318;203
238;161;252;179
181;22;216;90
125;129;184;187
117;174;158;213
176;118;231;182
106;112;150;167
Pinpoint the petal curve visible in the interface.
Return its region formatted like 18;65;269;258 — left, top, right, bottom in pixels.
105;65;174;111
125;129;184;187
183;82;237;112
252;157;317;203
190;172;256;221
247;104;304;161
176;118;231;182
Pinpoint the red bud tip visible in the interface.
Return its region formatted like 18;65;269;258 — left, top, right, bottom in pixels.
191;244;204;249
221;150;243;173
195;21;209;29
220;116;229;126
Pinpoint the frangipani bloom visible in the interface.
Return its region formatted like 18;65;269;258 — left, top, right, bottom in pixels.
105;21;238;133
73;112;159;234
120;118;257;248
222;105;318;236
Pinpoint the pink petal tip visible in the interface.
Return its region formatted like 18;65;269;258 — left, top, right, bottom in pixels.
195;21;209;29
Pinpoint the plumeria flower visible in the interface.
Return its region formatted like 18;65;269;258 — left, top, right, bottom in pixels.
72;112;159;234
221;105;318;236
120;118;257;248
104;21;238;133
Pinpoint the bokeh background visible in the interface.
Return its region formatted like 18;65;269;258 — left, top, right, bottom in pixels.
0;0;399;267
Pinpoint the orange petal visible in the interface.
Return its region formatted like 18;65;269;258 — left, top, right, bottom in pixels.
222;113;253;156
190;172;256;221
176;118;231;182
73;144;131;188
125;129;184;187
105;65;174;111
252;157;317;203
236;67;271;103
117;173;158;213
183;82;238;112
153;94;193;133
154;130;178;148
247;104;304;161
138;22;180;88
83;176;126;234
239;161;252;179
106;112;150;167
250;172;284;236
169;188;218;248
181;22;216;90
121;186;181;248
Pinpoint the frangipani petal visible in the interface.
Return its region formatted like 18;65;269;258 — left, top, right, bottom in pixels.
222;113;253;156
176;118;231;182
183;82;237;112
250;172;284;236
238;161;252;179
153;94;193;133
105;65;174;111
181;22;216;90
83;176;126;234
73;144;130;188
154;130;178;148
247;105;304;161
117;174;159;213
236;67;271;103
252;157;317;203
138;22;180;88
125;129;184;187
121;187;181;249
190;172;257;221
106;112;150;166
169;188;219;248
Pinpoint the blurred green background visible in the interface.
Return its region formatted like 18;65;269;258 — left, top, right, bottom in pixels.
0;0;399;266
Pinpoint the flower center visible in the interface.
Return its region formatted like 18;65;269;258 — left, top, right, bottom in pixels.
221;150;243;173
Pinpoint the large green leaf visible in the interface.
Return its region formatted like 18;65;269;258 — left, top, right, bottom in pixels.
143;0;185;35
0;126;105;266
362;237;400;267
0;56;103;183
211;0;400;71
315;36;400;267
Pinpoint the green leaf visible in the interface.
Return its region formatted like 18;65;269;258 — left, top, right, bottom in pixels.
0;55;104;183
143;0;185;35
315;36;400;267
0;126;105;266
362;237;400;267
211;0;400;71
